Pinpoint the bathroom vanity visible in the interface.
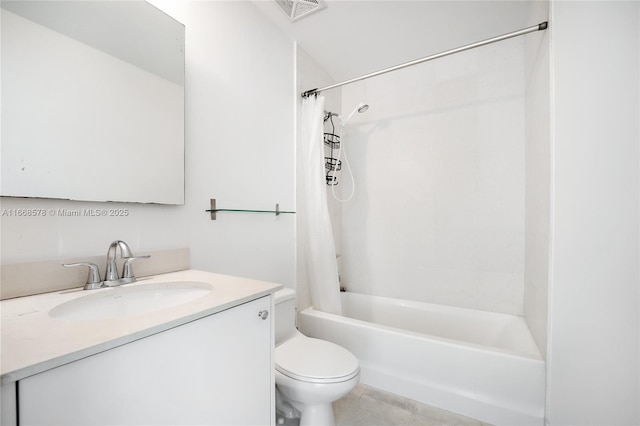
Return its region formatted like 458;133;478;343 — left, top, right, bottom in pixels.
0;270;281;425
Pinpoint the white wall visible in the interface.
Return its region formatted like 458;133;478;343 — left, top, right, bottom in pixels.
524;1;551;359
1;1;296;289
339;37;527;315
547;1;639;424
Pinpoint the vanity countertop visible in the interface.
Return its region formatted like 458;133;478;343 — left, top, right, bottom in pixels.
0;269;281;384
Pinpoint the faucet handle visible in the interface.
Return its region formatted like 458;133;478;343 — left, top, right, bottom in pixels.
122;255;151;281
62;262;103;290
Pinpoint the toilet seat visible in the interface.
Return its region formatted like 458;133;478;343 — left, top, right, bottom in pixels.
275;335;360;384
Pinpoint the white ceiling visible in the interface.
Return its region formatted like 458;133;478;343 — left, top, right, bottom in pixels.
252;0;545;83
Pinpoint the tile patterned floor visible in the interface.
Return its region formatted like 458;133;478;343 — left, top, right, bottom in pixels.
332;384;491;426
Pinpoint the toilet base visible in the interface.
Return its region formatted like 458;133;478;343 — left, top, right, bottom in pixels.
275;370;359;426
278;396;335;426
276;386;300;423
298;403;335;426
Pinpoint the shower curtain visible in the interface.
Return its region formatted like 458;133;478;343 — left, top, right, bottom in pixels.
299;95;342;315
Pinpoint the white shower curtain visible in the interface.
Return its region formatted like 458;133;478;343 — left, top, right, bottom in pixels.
299;95;342;315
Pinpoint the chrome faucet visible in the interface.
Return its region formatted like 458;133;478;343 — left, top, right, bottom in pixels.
62;240;149;290
105;240;133;282
103;240;149;287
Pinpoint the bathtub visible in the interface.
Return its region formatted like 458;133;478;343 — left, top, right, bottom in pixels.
298;292;545;426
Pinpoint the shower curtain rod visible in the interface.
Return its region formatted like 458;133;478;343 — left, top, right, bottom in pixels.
301;22;548;98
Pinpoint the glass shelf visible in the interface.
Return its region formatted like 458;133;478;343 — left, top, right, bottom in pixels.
206;199;295;220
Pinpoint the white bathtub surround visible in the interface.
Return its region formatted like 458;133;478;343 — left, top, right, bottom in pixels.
340;37;526;316
298;95;342;315
339;293;540;358
300;292;545;426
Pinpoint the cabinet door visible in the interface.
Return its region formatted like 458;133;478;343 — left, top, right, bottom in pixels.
1;382;17;426
19;296;273;425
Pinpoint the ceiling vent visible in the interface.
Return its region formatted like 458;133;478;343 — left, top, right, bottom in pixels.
275;0;326;22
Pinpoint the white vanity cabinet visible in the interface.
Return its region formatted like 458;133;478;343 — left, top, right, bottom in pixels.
17;295;274;426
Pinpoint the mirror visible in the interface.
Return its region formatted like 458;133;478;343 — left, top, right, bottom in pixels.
1;1;185;204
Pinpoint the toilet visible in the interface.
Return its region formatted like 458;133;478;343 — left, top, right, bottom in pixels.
274;288;360;426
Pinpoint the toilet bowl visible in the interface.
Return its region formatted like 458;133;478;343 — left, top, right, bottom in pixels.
274;289;359;426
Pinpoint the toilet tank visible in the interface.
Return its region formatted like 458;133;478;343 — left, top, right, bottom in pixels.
274;288;297;345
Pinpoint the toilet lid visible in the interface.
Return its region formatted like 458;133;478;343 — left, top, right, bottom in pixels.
275;336;359;383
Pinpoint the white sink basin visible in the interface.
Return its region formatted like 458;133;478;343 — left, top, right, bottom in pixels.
49;281;212;321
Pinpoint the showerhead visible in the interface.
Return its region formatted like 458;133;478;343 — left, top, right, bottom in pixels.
340;102;369;126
